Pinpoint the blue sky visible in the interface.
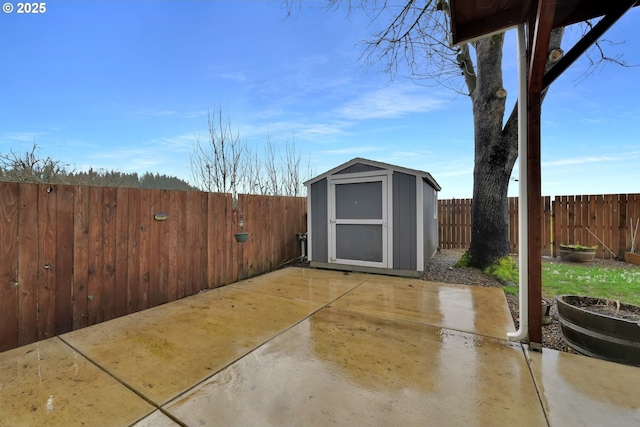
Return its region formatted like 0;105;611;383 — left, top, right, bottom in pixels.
1;1;639;199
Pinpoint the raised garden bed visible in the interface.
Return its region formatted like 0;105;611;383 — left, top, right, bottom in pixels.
624;251;640;266
556;295;640;367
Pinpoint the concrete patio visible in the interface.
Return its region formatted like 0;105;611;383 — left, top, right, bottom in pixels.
1;267;638;426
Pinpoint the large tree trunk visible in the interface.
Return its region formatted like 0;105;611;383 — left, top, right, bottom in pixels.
466;34;517;268
466;29;564;269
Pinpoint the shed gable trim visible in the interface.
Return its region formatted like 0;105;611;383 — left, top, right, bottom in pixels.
304;157;442;191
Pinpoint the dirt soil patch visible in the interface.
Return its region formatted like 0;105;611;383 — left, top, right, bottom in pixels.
565;297;640;322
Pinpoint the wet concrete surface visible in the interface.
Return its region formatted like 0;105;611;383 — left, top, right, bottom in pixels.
527;346;640;427
1;267;639;426
0;338;152;427
229;267;369;304
332;274;515;339
131;410;181;427
61;286;323;405
165;306;545;427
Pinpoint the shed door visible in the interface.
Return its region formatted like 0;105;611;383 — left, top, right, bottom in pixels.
328;175;389;268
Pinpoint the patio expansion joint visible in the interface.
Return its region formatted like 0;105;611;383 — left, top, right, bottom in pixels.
135;274;377;414
521;345;552;427
47;274;375;425
329;304;517;343
55;335;187;427
226;271;374;305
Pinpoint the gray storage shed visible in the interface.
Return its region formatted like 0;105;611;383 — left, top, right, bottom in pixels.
304;158;442;277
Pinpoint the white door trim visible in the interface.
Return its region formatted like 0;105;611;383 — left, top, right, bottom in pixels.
328;171;392;268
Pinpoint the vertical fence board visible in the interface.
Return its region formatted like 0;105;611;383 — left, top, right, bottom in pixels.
608;194;616;259
601;194;609;258
175;191;187;298
159;190;170;301
148;190;161;308
229;195;237;284
283;197;292;262
618;194;628;257
561;196;569;248
138;189;151;311
598;195;607;258
581;194;591;247
249;195;259;278
286;197;294;261
114;187;129;319
185;192;196;295
195;192;208;292
212;192;224;289
268;197;276;268
219;193;228;286
87;186;104;326
168;191;180;300
0;182;19;351
590;195;599;250
210;192;218;289
227;194;234;284
239;195;250;279
235;195;245;281
102;187;117;322
262;196;271;271
629;194;640;252
126;188;140;314
207;193;224;288
567;195;575;244
37;184;57;341
38;185;57;339
573;195;582;245
17;184;38;346
275;197;282;266
543;196;552;256
55;185;74;335
73;186;89;330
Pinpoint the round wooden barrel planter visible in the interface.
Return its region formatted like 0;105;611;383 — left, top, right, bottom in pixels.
556;295;640;367
558;244;597;263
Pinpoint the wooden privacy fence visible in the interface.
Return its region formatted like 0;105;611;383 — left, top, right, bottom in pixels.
439;193;640;259
0;182;306;352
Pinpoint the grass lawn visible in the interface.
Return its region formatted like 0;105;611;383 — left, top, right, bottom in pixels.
501;261;640;306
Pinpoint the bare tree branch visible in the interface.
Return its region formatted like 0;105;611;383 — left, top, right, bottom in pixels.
190;106;309;196
0;143;71;184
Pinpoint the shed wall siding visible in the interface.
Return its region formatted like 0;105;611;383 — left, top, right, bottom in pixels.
423;182;439;262
335;163;384;175
310;179;328;262
392;172;417;270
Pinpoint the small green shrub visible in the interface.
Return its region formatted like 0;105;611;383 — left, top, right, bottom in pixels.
484;256;519;284
502;284;519;295
453;251;472;268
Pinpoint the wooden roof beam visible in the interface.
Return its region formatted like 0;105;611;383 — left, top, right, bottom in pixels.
543;0;638;91
528;0;556;94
